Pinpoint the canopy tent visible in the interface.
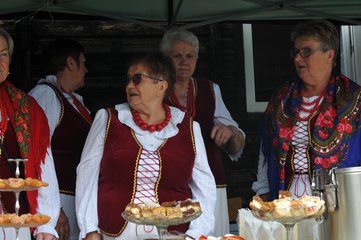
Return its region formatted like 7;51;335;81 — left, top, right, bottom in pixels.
1;0;361;30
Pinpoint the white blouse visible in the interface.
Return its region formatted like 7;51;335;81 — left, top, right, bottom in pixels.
76;104;216;239
29;75;87;239
29;75;90;138
199;80;245;160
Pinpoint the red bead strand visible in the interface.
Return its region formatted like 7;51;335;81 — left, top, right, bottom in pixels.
0;98;8;136
297;89;326;121
300;87;326;106
131;104;171;132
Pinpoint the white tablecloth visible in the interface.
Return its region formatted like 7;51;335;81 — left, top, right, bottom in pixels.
237;208;319;240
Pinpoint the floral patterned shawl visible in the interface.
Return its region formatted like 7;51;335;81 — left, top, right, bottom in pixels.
1;80;50;214
261;73;361;198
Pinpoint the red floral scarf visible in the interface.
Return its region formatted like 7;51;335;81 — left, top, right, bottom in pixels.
262;74;361;188
0;80;50;214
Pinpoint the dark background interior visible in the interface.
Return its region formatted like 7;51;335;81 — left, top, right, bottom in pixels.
0;12;342;208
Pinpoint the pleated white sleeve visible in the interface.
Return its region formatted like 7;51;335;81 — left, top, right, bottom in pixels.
75;109;107;239
35;148;61;237
251;141;270;195
186;121;217;238
213;83;245;160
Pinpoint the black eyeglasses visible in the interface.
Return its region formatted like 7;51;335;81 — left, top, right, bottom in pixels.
290;47;329;58
125;73;164;85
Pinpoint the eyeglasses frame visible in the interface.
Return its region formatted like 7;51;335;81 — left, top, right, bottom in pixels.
126;73;165;85
290;47;330;58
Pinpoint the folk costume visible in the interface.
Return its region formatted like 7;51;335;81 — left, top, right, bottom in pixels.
76;104;216;240
166;78;245;236
0;80;60;239
29;75;92;240
252;74;361;200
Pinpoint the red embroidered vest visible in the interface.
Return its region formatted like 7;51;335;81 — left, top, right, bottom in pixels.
194;80;226;185
0;123;30;215
40;82;91;194
98;108;195;236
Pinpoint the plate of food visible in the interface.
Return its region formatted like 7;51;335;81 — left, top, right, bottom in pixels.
0;177;48;192
249;190;325;224
0;213;51;228
122;199;202;227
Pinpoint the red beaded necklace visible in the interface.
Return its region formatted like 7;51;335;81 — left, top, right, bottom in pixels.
0;96;8;137
131;104;171;132
298;88;326;121
301;87;327;106
169;79;196;117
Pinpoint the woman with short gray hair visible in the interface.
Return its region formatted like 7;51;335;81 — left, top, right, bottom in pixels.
160;27;246;237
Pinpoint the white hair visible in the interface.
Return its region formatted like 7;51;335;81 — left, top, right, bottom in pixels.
0;28;14;59
159;28;199;57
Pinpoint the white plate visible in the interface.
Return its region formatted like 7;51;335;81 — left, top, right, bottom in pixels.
122;211;202;228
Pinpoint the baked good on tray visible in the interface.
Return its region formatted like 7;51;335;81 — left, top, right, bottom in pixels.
0;177;48;189
124;199;201;221
0;213;50;225
249;190;325;219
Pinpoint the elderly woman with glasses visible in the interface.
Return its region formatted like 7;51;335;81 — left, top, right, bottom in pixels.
251;19;361;240
253;20;361;201
75;52;216;240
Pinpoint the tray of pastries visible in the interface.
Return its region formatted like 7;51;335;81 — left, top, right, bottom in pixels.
122;199;202;227
249;190;325;223
0;213;50;228
0;177;48;191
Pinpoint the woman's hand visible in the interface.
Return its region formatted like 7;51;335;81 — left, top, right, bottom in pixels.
259;193;270;202
211;123;234;147
55;208;70;239
211;124;245;154
84;231;102;240
36;233;57;240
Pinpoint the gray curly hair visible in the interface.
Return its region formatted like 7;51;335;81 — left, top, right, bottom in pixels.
159;28;199;58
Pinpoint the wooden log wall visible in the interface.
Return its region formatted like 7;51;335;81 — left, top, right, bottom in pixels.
0;16;262;206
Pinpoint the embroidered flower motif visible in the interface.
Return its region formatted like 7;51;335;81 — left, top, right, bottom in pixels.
16;131;24;143
15;92;22;100
279;126;295;141
330;155;338;164
314;155;338;168
315;157;323;165
345;124;352;134
282;142;289;151
21;104;29;113
6;85;31;158
318;130;329;139
321;158;331;168
336;117;353;134
315;109;334;128
336;123;344;133
328;106;336;117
